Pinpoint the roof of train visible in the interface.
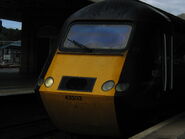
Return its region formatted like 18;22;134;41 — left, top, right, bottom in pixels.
66;0;185;27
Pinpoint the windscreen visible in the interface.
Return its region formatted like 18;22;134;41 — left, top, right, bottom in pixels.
62;24;132;51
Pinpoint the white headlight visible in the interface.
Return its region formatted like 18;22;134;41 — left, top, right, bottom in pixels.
44;77;54;88
102;80;115;91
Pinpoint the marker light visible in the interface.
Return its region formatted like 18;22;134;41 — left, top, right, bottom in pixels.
37;78;44;86
44;77;54;88
102;80;115;91
116;83;129;92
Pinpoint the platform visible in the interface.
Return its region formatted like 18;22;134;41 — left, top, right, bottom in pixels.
129;112;185;139
0;68;37;96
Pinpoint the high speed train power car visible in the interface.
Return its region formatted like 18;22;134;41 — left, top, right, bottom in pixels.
36;0;185;137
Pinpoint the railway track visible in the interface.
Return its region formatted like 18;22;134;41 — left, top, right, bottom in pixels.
0;116;123;139
0;110;182;139
0;117;59;139
0;93;182;139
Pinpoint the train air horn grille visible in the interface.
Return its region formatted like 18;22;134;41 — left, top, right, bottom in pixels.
58;76;96;92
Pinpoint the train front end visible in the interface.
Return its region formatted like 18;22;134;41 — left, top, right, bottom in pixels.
38;23;132;136
35;0;175;136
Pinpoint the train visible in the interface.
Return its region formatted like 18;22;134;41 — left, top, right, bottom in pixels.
35;0;185;137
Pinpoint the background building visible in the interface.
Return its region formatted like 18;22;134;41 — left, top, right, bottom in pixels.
0;41;21;67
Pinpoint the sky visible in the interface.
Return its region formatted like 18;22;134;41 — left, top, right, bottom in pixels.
1;0;185;30
140;0;185;15
1;19;22;30
94;0;185;15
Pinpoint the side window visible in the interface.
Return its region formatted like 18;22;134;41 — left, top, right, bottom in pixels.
151;31;163;89
174;34;185;65
152;34;162;78
173;33;185;90
142;28;163;91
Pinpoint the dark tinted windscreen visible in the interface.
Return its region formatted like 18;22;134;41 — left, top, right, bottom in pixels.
62;24;132;50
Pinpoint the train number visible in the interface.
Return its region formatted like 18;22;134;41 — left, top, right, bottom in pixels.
65;95;82;101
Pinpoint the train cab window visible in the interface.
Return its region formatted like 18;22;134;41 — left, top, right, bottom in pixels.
61;24;132;52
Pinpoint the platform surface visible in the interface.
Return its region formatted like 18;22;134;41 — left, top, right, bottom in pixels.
129;112;185;139
0;68;36;96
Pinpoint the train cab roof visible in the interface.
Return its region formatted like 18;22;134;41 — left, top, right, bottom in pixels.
62;0;185;36
66;0;172;24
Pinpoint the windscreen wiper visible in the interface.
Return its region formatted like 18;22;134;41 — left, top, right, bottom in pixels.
67;38;92;52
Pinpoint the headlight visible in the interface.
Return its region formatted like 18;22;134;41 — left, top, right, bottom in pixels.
37;78;44;86
116;83;129;92
102;80;115;91
44;77;54;88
